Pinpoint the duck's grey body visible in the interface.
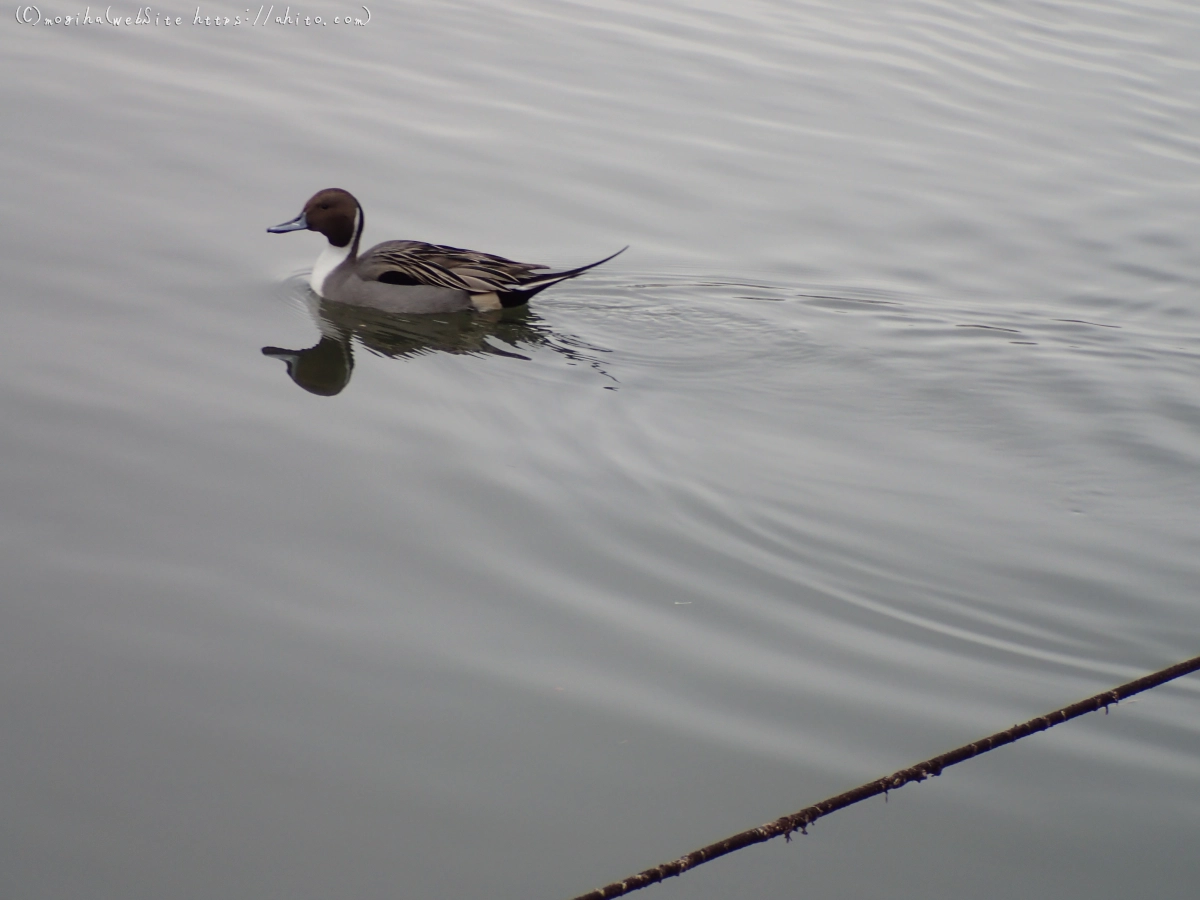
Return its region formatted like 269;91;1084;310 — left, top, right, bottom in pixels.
268;189;624;314
323;276;474;313
318;246;476;313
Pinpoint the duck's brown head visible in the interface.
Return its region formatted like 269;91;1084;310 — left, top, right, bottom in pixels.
268;188;362;248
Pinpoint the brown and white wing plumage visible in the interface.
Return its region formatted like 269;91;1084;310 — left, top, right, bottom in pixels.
360;241;549;292
360;241;626;306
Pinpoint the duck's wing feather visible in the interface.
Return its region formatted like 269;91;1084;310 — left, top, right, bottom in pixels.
360;241;549;292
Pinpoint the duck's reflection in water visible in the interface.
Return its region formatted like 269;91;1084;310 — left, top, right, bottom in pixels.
264;295;613;395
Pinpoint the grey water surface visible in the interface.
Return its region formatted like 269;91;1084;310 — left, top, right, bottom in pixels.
3;2;1199;899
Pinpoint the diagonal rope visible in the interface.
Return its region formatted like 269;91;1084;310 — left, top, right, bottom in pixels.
570;654;1200;900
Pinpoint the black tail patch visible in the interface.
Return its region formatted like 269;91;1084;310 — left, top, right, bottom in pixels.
496;246;627;308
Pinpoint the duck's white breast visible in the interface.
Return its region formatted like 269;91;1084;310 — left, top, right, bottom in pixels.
309;241;354;298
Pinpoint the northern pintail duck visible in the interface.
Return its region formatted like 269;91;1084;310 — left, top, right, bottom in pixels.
268;188;625;313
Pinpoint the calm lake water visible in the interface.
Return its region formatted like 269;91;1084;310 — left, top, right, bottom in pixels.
3;2;1199;899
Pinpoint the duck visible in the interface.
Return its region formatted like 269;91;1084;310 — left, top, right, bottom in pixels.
268;188;625;313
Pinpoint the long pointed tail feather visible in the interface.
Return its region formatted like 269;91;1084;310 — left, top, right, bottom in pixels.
498;246;627;308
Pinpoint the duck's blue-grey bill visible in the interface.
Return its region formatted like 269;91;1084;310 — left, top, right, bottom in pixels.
262;347;300;364
267;213;308;233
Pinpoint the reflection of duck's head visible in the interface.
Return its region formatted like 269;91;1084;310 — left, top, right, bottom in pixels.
262;334;353;396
